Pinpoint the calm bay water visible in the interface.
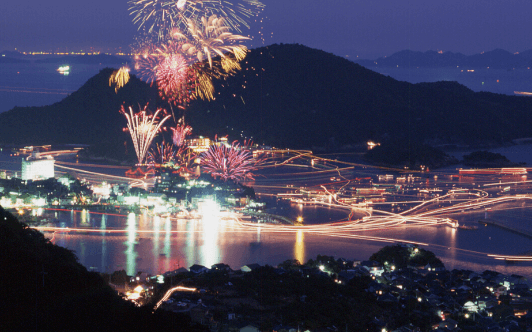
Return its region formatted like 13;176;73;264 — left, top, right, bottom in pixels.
36;204;532;279
0;60;127;113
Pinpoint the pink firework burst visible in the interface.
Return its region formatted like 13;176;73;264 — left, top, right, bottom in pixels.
200;141;262;182
171;117;192;146
134;41;197;105
147;140;177;165
156;53;196;105
156;54;187;93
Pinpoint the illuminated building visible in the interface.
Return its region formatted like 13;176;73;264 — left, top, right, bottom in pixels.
185;136;212;153
19;145;51;154
21;154;55;181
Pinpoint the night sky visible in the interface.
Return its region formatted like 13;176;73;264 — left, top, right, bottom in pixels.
1;0;532;58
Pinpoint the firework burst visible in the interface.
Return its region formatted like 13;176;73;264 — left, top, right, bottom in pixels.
155;52;196;104
200;141;262;182
175;0;264;33
175;145;197;172
173;14;249;68
147;140;177;165
171;117;193;146
121;105;172;165
128;0;180;40
129;0;264;40
134;41;198;105
109;66;131;93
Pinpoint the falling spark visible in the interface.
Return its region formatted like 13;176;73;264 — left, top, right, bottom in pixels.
109;66;131;93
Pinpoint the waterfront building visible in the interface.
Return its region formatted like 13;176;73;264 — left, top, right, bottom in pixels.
185;136;211;153
21;153;54;181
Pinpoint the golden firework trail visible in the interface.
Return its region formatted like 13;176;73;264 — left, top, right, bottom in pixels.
173;14;249;68
109;66;131;93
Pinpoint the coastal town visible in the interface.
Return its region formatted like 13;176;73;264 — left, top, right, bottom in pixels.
110;244;532;332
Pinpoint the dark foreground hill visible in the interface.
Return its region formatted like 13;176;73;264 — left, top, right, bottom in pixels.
0;206;204;332
1;44;532;150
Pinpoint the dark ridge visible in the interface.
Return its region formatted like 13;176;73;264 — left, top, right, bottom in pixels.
0;67;160;147
355;48;532;69
1;43;532;150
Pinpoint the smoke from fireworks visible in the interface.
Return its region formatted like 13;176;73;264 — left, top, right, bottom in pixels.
121;105;172;165
200;141;262;182
109;66;131;93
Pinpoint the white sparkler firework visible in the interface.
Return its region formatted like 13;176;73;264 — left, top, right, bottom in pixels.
121;105;172;164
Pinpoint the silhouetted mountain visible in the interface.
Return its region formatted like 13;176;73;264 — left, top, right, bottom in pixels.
186;44;532;148
34;54;130;65
0;67;160;152
355;48;532;69
1;44;532;151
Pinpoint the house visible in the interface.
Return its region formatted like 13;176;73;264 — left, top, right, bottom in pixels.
189;264;209;274
273;325;298;332
229;322;260;332
211;263;232;272
493;285;507;298
240;325;260;332
163;267;189;277
434;318;458;330
241;263;261;272
477;294;497;311
463;300;479;313
360;260;385;276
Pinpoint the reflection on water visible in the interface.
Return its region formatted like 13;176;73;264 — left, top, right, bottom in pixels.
36;207;532;279
295;229;305;264
101;214;107;273
125;213;137;276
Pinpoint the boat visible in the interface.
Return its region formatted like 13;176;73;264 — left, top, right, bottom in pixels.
57;65;70;75
459;168;527;175
458;225;478;230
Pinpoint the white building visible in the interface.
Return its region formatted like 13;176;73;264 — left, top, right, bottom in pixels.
21;154;55;181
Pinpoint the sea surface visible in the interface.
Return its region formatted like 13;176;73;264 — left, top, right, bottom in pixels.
35;205;532;278
0;59;128;113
